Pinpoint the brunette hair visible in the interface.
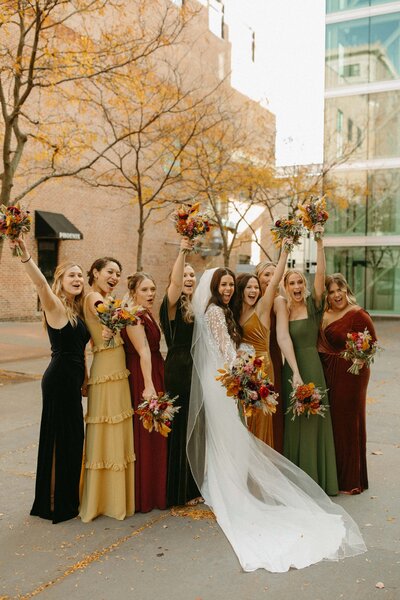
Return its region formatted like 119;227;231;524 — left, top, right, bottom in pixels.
50;261;85;327
87;257;122;286
283;269;309;312
233;273;261;329
206;267;241;347
324;273;357;311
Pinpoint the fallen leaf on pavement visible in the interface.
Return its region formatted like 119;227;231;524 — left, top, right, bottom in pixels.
371;450;383;455
375;582;385;589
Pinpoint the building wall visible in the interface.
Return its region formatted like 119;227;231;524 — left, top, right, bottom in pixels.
324;0;400;316
0;0;275;320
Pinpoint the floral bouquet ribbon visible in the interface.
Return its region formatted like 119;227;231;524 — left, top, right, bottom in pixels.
0;203;31;256
136;392;180;437
340;328;380;375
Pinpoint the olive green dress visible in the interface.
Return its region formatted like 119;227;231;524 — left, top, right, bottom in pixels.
282;296;338;495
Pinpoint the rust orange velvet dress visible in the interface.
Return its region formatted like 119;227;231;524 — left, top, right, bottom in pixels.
318;308;376;494
121;313;167;513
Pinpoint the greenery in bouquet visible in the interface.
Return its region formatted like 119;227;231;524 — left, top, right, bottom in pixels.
340;328;380;375
286;381;328;421
216;352;278;425
0;203;31;256
136;392;180;437
95;296;145;348
270;215;303;252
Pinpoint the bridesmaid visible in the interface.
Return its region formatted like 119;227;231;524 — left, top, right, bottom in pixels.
159;237;202;506
11;236;89;523
121;272;167;513
234;241;289;448
79;257;135;522
275;225;339;495
255;260;284;452
318;273;377;494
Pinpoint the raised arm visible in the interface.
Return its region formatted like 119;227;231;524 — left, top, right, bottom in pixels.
275;296;303;387
257;240;289;319
126;321;156;400
10;236;65;327
313;224;326;307
166;237;193;318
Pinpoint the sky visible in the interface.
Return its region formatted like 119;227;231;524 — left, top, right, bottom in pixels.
223;0;326;167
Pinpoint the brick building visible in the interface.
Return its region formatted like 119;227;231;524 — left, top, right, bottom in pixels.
0;0;276;320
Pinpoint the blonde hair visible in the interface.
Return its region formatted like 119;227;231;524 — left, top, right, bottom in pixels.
325;273;357;311
49;261;85;327
283;269;309;313
255;261;277;279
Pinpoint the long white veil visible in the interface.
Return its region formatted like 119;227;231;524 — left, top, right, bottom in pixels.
187;269;366;573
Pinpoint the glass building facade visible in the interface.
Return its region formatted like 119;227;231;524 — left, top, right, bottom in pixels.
324;0;400;315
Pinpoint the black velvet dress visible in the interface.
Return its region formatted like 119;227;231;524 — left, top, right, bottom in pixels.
160;295;200;506
30;318;90;524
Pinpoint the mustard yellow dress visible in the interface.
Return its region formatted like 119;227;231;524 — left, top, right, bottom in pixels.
242;312;274;447
79;295;135;522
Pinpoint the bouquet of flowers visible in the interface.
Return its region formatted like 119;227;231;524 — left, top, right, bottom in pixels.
270;215;303;252
216;352;278;424
297;196;329;241
136;392;180;437
95;296;145;348
172;202;212;252
0;203;32;256
286;381;328;421
340;328;380;375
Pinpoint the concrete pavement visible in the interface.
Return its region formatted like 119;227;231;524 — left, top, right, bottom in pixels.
0;319;399;600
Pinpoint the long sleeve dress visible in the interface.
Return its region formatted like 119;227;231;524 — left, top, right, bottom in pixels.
159;295;200;506
79;295;135;522
187;289;366;573
282;296;338;496
30;318;90;524
318;308;376;493
121;313;167;513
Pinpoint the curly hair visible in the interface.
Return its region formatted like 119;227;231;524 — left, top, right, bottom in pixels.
124;271;156;310
165;263;195;324
206;267;241;347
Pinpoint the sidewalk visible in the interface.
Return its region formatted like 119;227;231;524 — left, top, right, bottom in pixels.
0;320;399;600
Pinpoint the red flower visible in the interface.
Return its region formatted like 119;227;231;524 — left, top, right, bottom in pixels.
253;357;263;368
259;385;270;398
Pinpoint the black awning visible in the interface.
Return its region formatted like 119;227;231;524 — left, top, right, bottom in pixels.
35;210;83;240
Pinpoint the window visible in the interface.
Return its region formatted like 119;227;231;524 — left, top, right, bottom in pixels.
347;118;353;142
209;0;224;39
171;0;183;5
336;109;343;133
343;63;360;77
251;30;256;63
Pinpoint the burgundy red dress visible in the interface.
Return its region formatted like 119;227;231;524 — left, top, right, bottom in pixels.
318;308;376;494
121;313;167;512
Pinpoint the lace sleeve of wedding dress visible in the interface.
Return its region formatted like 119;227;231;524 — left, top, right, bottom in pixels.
204;304;237;367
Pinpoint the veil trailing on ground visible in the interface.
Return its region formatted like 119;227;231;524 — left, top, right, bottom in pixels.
187;269;366;573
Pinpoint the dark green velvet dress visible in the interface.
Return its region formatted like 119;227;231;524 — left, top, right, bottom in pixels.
160;295;200;506
282;296;338;496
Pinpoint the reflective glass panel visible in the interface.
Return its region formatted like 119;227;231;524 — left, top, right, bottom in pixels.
324;170;368;235
368;170;400;234
326;12;400;87
327;1;396;14
325;246;400;314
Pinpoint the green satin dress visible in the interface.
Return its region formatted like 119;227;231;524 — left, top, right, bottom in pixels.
282;296;338;496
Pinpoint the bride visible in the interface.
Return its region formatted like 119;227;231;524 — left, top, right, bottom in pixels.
187;267;366;573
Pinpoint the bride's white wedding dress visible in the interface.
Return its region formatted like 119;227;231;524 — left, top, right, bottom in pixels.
187;269;366;573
